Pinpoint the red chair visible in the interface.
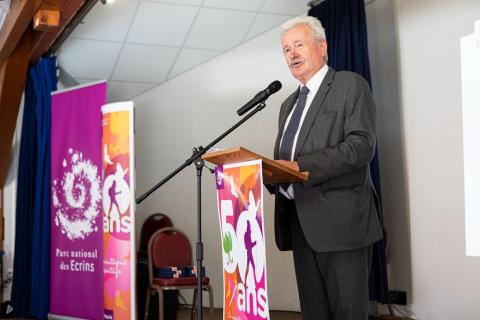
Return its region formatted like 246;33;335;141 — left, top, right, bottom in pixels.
144;227;214;320
138;213;174;260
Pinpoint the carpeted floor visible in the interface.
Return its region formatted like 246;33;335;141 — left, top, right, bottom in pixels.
3;307;407;319
175;308;408;320
4;311;409;320
176;307;302;319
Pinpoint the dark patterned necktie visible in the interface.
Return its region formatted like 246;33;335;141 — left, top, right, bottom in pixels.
279;86;310;161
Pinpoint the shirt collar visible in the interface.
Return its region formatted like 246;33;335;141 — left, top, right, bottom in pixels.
302;64;329;96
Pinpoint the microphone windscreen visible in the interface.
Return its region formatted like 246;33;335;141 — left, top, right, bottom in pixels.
268;80;282;94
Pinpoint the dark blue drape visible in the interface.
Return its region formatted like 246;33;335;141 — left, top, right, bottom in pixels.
309;0;390;304
11;62;38;319
11;56;57;319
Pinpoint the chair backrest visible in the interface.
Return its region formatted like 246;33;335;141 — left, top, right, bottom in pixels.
139;213;173;253
148;227;192;270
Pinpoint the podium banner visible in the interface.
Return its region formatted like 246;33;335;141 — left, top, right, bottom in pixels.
215;159;270;320
102;102;136;320
50;81;106;319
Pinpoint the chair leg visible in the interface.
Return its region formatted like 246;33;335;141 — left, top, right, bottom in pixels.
207;285;214;319
144;288;151;320
191;289;197;320
158;289;164;320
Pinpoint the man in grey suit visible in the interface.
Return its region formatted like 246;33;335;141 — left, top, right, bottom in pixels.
272;16;382;320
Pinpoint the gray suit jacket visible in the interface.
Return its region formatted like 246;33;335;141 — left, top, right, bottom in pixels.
273;67;382;252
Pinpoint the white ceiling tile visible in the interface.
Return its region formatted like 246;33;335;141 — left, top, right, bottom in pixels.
70;0;138;41
126;2;198;46
58;0;308;90
0;0;10;30
169;48;220;78
261;0;310;15
107;81;157;102
146;0;202;6
73;78;103;85
203;0;263;11
0;0;10;11
0;10;7;31
112;44;179;82
184;8;256;50
245;13;292;40
57;39;122;79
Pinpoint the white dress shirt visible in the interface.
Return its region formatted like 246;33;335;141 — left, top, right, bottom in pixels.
279;64;329;199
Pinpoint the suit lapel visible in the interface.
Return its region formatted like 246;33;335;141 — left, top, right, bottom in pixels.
274;89;299;159
294;68;335;159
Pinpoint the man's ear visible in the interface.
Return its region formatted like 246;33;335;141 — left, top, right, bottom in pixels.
321;40;328;59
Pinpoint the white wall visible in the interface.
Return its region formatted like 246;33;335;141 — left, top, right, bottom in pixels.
394;0;480;319
133;27;301;310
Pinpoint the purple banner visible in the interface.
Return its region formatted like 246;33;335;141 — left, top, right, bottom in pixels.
50;82;106;319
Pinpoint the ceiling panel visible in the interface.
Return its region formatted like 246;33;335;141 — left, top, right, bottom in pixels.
58;39;122;79
57;0;310;101
112;43;179;82
72;78;101;84
146;0;203;5
261;0;310;15
169;48;220;78
127;2;199;46
0;0;10;12
107;81;157;101
70;0;138;42
203;0;263;11
184;8;256;50
0;0;10;31
245;13;293;40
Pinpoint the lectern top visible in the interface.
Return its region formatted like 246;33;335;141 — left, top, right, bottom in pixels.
202;147;309;184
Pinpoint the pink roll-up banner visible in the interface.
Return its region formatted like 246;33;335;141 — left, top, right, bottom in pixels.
102;102;136;320
215;159;270;320
50;81;106;320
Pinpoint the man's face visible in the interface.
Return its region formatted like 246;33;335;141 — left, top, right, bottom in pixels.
281;24;327;84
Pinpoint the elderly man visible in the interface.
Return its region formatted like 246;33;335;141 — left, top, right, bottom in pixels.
272;16;382;320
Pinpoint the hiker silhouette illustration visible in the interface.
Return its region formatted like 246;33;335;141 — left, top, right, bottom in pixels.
244;220;257;282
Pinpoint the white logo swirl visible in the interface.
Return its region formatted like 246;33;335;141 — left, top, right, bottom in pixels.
52;148;102;240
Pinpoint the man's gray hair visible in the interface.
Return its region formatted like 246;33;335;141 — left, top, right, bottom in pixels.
280;16;326;41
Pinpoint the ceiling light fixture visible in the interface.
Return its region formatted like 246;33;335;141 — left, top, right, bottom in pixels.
100;0;115;5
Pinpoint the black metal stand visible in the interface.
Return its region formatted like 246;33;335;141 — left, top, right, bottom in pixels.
194;152;205;320
136;102;267;320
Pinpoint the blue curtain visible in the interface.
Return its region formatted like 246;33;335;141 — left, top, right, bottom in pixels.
11;56;57;319
309;0;390;304
11;62;38;318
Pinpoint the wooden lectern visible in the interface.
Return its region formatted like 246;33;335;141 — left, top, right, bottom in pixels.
202;146;309;184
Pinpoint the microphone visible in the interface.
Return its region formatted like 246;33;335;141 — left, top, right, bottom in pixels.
236;80;282;116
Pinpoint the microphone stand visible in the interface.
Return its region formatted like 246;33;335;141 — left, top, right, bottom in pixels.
136;102;267;320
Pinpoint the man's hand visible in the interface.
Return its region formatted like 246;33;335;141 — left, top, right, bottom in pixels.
275;160;299;171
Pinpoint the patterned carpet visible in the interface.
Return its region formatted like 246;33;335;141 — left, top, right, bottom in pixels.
177;307;302;320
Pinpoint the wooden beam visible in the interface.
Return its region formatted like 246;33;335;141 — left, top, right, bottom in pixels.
0;31;31;187
0;0;89;63
47;0;98;55
29;0;88;63
0;0;43;63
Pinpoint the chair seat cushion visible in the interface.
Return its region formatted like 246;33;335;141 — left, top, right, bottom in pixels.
153;276;210;286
